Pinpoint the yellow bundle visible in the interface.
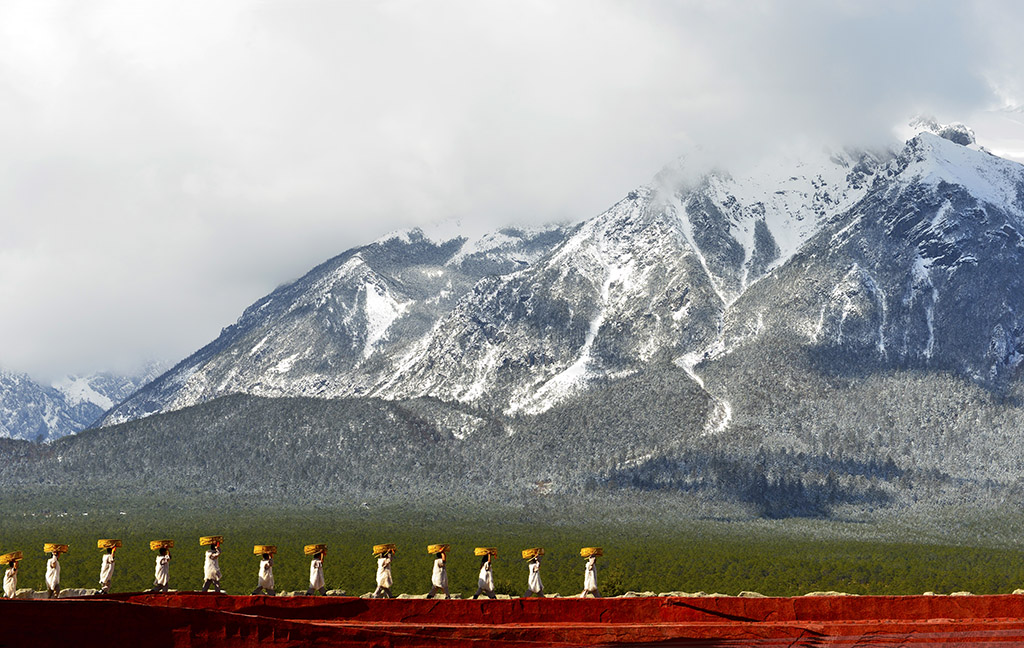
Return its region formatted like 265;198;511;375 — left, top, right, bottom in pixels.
199;535;223;546
253;545;277;556
304;544;327;556
373;543;396;556
521;547;544;560
43;543;69;554
426;544;450;554
0;551;22;564
474;547;498;557
580;547;603;558
97;539;122;550
150;540;174;551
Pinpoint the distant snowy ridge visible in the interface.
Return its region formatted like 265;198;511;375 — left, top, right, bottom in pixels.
0;364;163;441
52;375;115;410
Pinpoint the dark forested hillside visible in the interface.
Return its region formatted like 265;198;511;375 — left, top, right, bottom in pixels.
5;355;1023;518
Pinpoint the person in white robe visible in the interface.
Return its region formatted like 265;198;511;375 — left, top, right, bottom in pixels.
252;553;274;595
3;561;17;599
306;551;327;596
99;547;116;594
579;555;601;598
524;556;544;598
373;551;393;598
201;543;223;592
46;551;61;598
473;554;496;599
151;548;171;593
426;551;450;599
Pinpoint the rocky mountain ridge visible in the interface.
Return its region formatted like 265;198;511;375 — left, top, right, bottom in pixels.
0;365;162;441
103;138;907;425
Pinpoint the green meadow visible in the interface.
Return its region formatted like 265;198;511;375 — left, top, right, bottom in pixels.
3;493;1024;598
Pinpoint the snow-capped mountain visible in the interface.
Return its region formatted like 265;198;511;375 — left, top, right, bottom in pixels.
98;123;1024;489
0;364;163;441
0;371;101;442
10;119;1024;513
715;129;1024;381
104;139;891;424
101;226;571;425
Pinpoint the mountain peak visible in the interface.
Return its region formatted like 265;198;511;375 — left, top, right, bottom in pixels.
897;130;1024;212
907;115;976;146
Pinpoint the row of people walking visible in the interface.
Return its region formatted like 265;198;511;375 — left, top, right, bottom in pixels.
2;541;603;599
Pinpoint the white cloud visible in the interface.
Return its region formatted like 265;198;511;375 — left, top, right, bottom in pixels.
0;0;1021;379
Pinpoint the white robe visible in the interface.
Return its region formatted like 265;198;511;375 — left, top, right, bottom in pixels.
527;560;542;593
376;556;392;588
46;556;61;590
431;557;447;589
583;556;598;592
3;566;16;598
154;555;171;586
204;547;222;581
259;558;274;590
309;558;325;590
99;554;115;586
477;561;493;591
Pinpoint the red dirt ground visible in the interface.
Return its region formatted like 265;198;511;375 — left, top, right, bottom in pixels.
6;592;1024;646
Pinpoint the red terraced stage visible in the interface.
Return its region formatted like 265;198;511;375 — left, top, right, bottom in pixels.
8;592;1024;646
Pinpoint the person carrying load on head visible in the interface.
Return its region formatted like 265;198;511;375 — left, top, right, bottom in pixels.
44;544;67;599
2;553;20;599
579;547;602;598
372;544;395;599
252;545;276;596
522;548;544;598
426;544;450;599
200;536;223;593
154;547;171;592
46;552;60;598
99;548;115;594
306;545;327;596
473;548;497;599
97;540;120;594
149;541;173;593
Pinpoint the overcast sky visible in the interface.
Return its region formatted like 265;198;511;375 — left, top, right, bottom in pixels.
2;0;1024;381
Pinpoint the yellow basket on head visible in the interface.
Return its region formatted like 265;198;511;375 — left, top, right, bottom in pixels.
426;544;450;554
199;536;223;546
474;547;498;557
373;543;396;556
521;547;544;560
253;545;277;556
43;543;69;554
304;544;327;556
0;551;23;564
580;547;603;558
150;540;174;551
97;539;121;550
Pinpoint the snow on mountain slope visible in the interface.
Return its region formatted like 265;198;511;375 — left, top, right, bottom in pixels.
102;125;1024;432
54;375;115;410
375;187;722;414
101;226;571;425
369;144;893;415
714;131;1024;387
892;132;1024;211
1;366;162;441
53;362;166;411
656;145;888;305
